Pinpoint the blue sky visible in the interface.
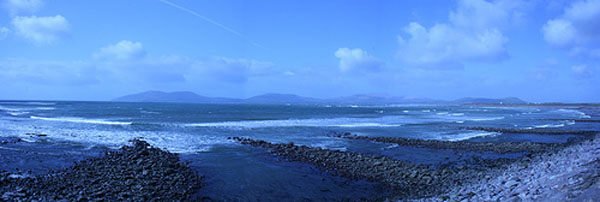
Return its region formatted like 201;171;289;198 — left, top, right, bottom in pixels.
0;0;598;102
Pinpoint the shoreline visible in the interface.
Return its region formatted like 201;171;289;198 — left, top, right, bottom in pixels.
231;133;599;201
0;139;203;201
0;133;597;201
415;134;600;201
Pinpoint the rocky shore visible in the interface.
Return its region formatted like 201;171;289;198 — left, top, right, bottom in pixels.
230;136;498;200
0;139;203;201
458;126;599;135
329;131;560;154
415;135;600;201
232;132;599;201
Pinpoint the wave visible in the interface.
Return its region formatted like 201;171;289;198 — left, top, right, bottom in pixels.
185;117;407;129
140;110;160;114
436;112;464;116
8;112;30;116
527;120;575;129
555;109;590;118
0;101;56;106
440;132;500;141
35;107;55;110
0;106;24;112
468;116;505;121
30;116;132;126
0;122;228;153
335;123;403;127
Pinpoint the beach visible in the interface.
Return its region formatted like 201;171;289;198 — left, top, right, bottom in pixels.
0;102;599;201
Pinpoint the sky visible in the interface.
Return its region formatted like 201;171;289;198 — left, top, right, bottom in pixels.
0;0;598;102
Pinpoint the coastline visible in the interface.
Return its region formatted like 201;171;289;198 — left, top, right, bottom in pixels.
0;134;597;201
231;133;599;201
0;139;203;201
414;134;600;201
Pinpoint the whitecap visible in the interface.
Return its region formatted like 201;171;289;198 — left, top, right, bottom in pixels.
30;116;132;125
185;116;408;129
441;132;499;141
35;107;55;110
468;116;505;121
8;112;29;116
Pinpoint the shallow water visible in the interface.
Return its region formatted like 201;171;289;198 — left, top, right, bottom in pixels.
0;101;598;200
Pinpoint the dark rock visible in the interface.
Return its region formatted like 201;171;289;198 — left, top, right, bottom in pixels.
0;139;203;201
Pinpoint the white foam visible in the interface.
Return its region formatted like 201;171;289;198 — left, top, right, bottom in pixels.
531;120;575;129
533;124;565;129
555;109;590;118
30;116;132;125
8;112;29;116
335;123;403;127
0;101;55;106
442;132;500;141
0;120;228;153
0;106;23;112
23;102;56;106
468;116;505;121
186;116;408;129
140;110;160;114
35;107;55;110
422;109;431;112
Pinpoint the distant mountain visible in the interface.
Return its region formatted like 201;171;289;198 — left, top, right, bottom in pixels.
453;97;527;104
113;91;241;104
113;91;526;105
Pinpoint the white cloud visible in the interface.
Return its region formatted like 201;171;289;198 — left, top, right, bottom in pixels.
334;48;383;72
89;40;276;84
542;0;600;58
11;15;70;44
542;19;577;47
3;0;42;16
571;64;593;78
0;58;98;85
94;40;146;60
396;0;525;68
0;27;9;39
191;57;275;83
571;64;588;73
449;0;526;30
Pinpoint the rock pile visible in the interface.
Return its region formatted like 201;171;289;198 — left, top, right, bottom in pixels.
415;135;600;201
330;132;558;154
0;139;203;201
230;137;487;199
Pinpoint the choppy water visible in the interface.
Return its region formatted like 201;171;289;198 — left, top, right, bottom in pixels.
0;101;598;201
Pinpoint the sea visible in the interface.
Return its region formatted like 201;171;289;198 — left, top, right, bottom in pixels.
0;101;598;201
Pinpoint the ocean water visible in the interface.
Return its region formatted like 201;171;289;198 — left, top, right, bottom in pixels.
0;101;598;200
